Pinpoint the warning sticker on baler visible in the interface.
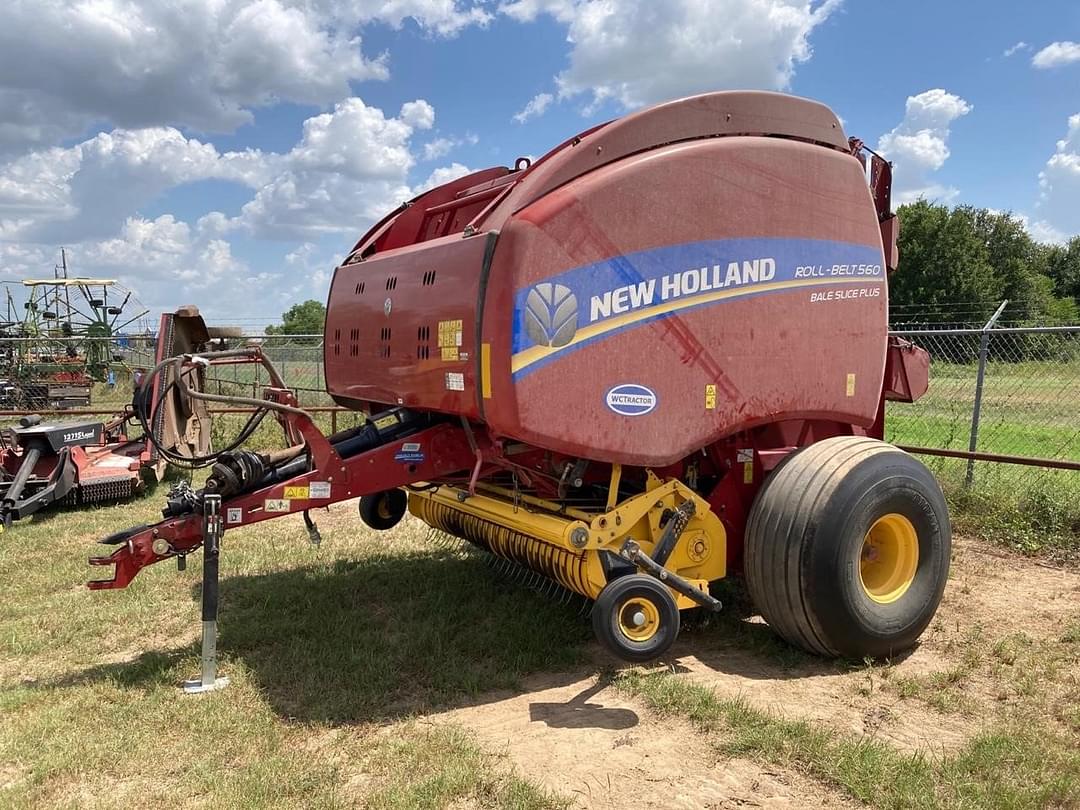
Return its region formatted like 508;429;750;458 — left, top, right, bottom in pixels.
284;485;309;499
265;499;290;512
705;384;717;410
438;320;463;347
373;413;398;430
445;372;464;391
226;508;242;524
309;481;331;499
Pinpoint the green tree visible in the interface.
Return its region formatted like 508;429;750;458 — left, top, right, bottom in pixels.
265;300;326;337
1045;236;1080;300
892;201;1000;325
972;208;1056;323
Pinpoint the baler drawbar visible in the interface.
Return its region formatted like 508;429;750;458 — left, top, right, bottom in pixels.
91;90;949;666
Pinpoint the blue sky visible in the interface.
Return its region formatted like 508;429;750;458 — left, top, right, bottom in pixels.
1;0;1078;326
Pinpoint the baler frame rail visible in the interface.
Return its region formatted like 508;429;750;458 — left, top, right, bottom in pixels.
89;347;486;590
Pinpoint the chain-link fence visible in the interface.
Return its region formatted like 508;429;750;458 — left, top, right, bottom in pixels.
4;328;1078;492
885;325;1080;495
0;334;331;411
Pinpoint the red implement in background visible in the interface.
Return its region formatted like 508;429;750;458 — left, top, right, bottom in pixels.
0;308;212;527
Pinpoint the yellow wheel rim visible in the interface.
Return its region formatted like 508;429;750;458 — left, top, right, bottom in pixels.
617;598;660;642
860;513;919;604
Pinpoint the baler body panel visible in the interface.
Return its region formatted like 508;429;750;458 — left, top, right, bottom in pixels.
322;91;888;466
481;136;888;466
324;232;490;418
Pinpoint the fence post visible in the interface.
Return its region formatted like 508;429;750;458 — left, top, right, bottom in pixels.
966;300;1008;487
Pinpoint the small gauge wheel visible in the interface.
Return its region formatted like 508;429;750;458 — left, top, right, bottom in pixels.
592;574;680;662
359;489;408;530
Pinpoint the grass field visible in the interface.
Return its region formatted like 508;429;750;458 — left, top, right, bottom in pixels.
2;344;1076;805
0;498;581;808
1;492;1077;809
884;357;1080;560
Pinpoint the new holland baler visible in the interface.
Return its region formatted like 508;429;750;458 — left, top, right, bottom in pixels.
91;91;947;665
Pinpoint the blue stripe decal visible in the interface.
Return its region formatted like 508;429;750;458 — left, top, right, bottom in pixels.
511;237;884;379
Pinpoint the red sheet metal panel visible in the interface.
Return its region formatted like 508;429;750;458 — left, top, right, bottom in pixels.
481;135;887;466
324;232;492;418
322;91;888;468
492;91;849;221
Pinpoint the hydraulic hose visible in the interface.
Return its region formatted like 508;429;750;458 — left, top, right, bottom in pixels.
136;346;310;469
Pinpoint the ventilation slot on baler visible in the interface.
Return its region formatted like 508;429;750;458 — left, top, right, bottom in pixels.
354;281;366;294
334;328;341;357
416;325;431;360
385;276;397;291
422;270;437;286
349;327;359;357
379;326;391;359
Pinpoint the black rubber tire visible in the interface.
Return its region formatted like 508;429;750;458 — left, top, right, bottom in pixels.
744;436;950;659
592;574;681;663
359;489;408;531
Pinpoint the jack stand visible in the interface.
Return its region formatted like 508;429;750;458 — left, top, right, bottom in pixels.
183;494;230;694
302;509;321;546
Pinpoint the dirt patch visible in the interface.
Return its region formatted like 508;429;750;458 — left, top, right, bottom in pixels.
938;538;1080;639
432;673;854;809
664;536;1079;754
428;536;1078;808
672;646;978;754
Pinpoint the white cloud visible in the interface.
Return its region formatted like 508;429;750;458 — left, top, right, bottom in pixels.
289;99;414;179
0;95;440;246
877;89;972;204
501;0;840;111
235;97;430;239
329;0;493;35
420;132;477;160
1035;113;1080;240
1027;219;1067;245
513;92;554;123
415;163;475;193
0;93;463;316
400;100;436;130
1003;41;1029;57
0;128;271;242
0;0;490;155
422;138;456;160
1032;41;1080;69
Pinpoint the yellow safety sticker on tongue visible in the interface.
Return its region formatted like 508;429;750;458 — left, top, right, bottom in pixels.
284;486;309;499
705;384;717;410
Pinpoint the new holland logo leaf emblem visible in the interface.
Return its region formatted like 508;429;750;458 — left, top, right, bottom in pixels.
524;282;578;347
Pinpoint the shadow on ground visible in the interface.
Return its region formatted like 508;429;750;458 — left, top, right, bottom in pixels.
47;553;872;725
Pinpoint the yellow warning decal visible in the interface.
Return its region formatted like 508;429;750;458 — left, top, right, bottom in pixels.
705;384;717;410
743;462;754;484
373;413;398;430
441;346;459;361
284;485;309;499
846;373;856;397
265;499;290;512
438;319;463;350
